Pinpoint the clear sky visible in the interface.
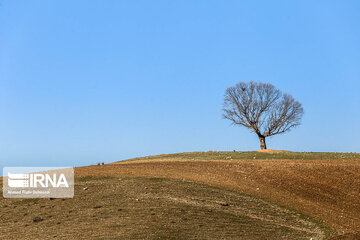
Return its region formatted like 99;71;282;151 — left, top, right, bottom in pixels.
1;0;359;170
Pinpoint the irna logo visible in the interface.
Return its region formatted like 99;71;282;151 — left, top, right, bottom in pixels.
8;172;69;188
3;167;74;198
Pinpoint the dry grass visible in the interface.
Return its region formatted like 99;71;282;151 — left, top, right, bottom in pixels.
0;177;328;239
106;151;359;237
1;151;360;239
256;149;292;153
122;151;360;161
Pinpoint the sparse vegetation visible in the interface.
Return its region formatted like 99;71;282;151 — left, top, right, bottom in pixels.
0;177;329;239
76;175;115;182
1;151;359;239
124;151;360;162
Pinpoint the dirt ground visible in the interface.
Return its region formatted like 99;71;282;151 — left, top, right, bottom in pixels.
75;157;360;237
0;177;327;239
256;149;292;153
1;152;359;239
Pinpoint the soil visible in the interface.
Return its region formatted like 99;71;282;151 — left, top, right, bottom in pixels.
256;149;292;153
1;151;359;239
0;177;327;239
82;157;360;236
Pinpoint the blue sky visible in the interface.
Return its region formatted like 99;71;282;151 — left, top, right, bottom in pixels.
0;0;359;169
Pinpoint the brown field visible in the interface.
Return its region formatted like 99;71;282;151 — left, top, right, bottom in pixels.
1;151;360;239
0;177;328;239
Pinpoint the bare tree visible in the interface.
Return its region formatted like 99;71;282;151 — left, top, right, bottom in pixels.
223;81;304;150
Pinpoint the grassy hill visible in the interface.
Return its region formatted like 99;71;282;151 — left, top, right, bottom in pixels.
1;151;360;239
124;150;360;161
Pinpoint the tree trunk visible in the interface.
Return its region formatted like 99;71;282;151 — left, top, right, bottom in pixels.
259;136;267;150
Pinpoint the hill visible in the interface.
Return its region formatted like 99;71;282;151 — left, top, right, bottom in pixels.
1;151;360;239
0;176;328;239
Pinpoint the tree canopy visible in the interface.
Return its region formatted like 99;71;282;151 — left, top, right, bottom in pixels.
223;81;304;149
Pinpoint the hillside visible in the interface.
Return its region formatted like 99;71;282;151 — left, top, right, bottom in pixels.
1;176;328;239
101;151;360;237
1;151;360;239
